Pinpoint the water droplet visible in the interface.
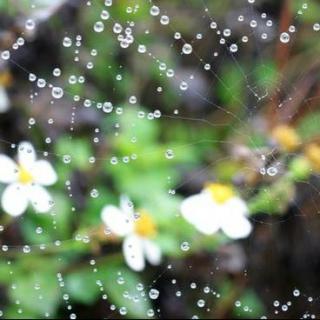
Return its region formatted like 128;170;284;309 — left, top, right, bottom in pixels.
165;149;174;159
160;15;170;25
94;21;105;33
1;50;10;60
37;78;46;88
110;157;118;165
23;245;31;253
235;300;241;307
230;44;238;53
190;282;197;289
180;81;188;91
119;307;127;315
25;19;35;30
150;5;160;16
210;21;217;29
63;155;72;164
273;300;280;307
28;117;36;126
293;289;300;297
101;10;110;20
63;37;73;47
116;276;125;285
113;23;122;34
52;87;64;99
182;43;193;55
280;32;290;43
90;189;99;198
180;241;190;251
197;299;205;308
267;166;278;176
149;289;160;300
138;44;146;53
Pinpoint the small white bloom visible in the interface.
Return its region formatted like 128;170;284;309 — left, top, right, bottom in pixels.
0;86;10;113
0;71;12;113
0;141;57;216
101;195;161;271
180;183;252;239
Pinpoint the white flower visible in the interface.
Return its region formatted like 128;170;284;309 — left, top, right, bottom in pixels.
0;141;57;216
0;86;10;113
101;195;161;272
180;183;252;239
0;71;12;113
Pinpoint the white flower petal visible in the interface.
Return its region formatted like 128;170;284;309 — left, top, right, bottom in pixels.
101;205;134;236
220;197;252;239
28;184;53;213
180;193;221;235
226;197;249;216
0;155;18;183
0;86;9;112
18;141;36;169
221;215;252;239
32;160;57;186
120;194;134;217
123;234;145;272
143;239;161;266
1;183;28;216
180;193;205;225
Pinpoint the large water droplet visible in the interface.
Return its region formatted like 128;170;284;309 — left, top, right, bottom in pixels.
280;32;290;43
182;43;193;55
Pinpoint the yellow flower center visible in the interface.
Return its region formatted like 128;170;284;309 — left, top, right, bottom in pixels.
18;166;33;184
134;210;157;238
271;125;300;152
205;183;234;204
305;143;320;171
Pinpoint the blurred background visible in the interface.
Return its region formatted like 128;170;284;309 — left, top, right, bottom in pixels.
0;0;320;318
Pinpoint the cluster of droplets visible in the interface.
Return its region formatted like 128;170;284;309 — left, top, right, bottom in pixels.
107;271;162;317
149;5;170;26
27;70;64;100
57;273;77;319
113;22;135;49
259;155;279;177
94;0;139;50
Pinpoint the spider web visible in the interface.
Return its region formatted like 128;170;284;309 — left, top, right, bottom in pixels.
0;0;320;318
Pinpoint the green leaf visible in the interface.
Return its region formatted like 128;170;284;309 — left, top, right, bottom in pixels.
291;0;320;23
0;261;14;284
101;260;152;318
248;177;295;215
0;0;9;10
65;269;100;304
8;269;60;317
217;63;245;110
215;161;241;182
55;137;92;170
288;156;312;181
254;61;278;90
20;193;72;244
66;257;152;318
3;306;37;319
232;289;265;319
297;111;320;141
115;106;159;146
